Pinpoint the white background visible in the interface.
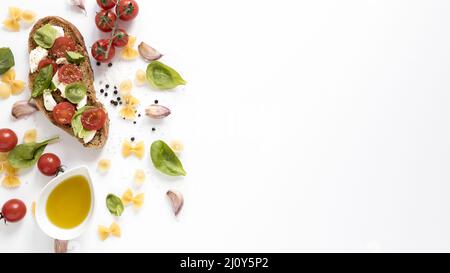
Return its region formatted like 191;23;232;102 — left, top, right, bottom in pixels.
1;0;450;252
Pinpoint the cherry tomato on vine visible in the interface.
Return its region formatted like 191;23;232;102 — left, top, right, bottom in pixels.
112;28;129;47
95;10;117;32
38;58;57;76
91;39;115;63
53;102;76;125
116;0;139;21
0;128;18;153
0;199;26;223
38;153;62;176
81;108;107;131
97;0;117;10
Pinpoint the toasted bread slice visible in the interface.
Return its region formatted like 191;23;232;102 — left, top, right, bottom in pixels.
28;16;109;149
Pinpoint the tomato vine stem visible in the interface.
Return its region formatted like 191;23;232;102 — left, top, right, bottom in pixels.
105;0;124;59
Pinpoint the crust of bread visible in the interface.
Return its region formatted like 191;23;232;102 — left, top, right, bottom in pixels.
28;16;109;149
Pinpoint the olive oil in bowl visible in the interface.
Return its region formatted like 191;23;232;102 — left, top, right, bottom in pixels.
46;175;91;229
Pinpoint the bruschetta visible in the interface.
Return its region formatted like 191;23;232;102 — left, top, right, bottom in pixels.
28;16;109;148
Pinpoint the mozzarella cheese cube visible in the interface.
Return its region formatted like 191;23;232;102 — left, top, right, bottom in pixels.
52;25;64;38
43;90;57;111
83;130;97;144
52;73;67;97
77;96;87;109
29;47;48;73
56;58;68;65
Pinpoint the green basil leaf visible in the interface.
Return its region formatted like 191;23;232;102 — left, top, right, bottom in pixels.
106;194;124;217
150;140;186;176
146;61;186;90
66;51;85;64
71;106;95;137
32;65;53;98
0;48;15;75
7;137;59;169
65;82;87;104
33;24;59;49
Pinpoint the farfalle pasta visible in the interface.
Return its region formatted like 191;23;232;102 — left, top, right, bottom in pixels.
121;36;139;60
119;94;140;120
135;69;147;86
1;69;25;95
134;169;146;186
97;159;111;173
1;160;20;189
122;188;144;209
122;140;145;159
170;140;184;154
98;222;121;241
3;7;22;32
23;129;37;143
3;7;36;32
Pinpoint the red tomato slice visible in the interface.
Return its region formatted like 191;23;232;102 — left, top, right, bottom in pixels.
81;108;107;130
58;64;82;84
53;102;76;125
38;58;57;76
50;37;77;58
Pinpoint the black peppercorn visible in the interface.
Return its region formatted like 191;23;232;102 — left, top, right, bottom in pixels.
133;121;137;125
104;92;108;97
100;89;104;93
96;62;101;66
108;63;113;67
152;127;156;132
154;100;159;104
138;114;141;117
113;90;118;95
106;84;110;89
131;137;135;142
117;97;121;101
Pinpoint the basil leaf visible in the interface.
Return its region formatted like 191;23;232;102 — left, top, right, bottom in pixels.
32;65;53;98
7;137;59;169
150;140;186;176
65;82;87;104
106;194;124;217
66;51;85;64
146;61;186;90
0;48;14;75
71;106;95;137
33;24;59;49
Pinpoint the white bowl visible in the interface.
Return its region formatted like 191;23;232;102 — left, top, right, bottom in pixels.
35;166;95;241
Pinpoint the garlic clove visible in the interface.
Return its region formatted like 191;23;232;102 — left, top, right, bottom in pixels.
167;190;184;217
68;0;87;15
138;42;163;62
11;100;38;119
145;104;171;119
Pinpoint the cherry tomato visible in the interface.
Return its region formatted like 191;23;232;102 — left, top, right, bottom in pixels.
116;0;139;21
38;58;57;76
81;108;107;130
53;102;76;125
112;28;129;47
58;64;82;84
0;199;26;223
38;153;62;176
50;37;77;58
96;0;117;10
0;128;18;153
91;39;115;63
95;10;117;32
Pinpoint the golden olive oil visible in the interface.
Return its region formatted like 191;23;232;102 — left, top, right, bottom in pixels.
46;175;91;229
